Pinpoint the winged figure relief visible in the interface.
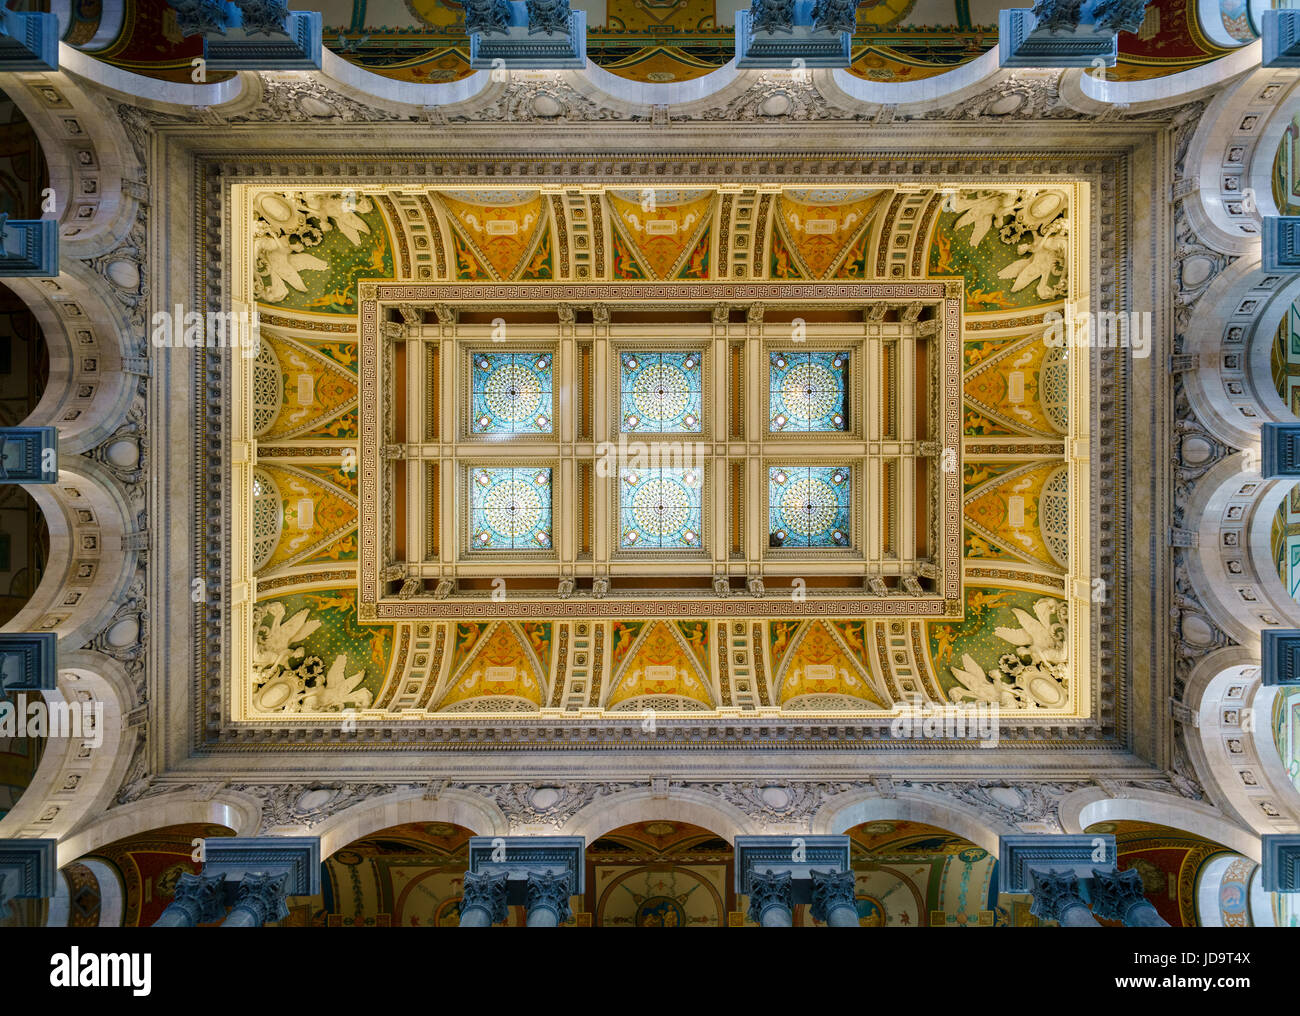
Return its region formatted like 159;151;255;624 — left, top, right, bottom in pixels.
305;193;374;245
998;233;1068;301
252;602;321;678
950;191;1021;246
253;235;328;303
300;655;373;712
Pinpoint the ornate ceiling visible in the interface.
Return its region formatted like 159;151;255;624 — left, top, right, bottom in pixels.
226;178;1091;730
2;0;1299;937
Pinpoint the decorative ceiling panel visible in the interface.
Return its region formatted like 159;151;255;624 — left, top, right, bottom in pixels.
219;176;1095;735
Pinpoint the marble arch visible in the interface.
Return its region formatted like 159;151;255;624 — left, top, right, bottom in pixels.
2;262;145;453
1181;457;1300;644
56;794;258;869
812;789;1011;855
1180;257;1297;449
1;52;146;258
1059;785;1265;860
1180;64;1297;255
3;457;141;650
0;650;137;862
1182;649;1300;834
313;789;510;858
560;786;757;842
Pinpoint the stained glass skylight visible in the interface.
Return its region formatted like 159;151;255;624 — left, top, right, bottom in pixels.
619;466;703;549
469;466;553;550
471;351;553;434
769;350;849;432
769;465;851;548
620;351;703;433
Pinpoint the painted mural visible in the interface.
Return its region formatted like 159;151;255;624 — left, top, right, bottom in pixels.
1084;820;1232;927
311;822;484;927
1274;687;1300;797
1270;484;1300;605
83;824;237;927
843;820;1045;926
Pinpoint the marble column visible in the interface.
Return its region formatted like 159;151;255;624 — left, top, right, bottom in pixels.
1089;867;1169;927
999;0;1148;68
0;430;57;484
524;871;573;927
221;872;291;927
153;872;227;927
747;869;794;927
1262;218;1300;273
458;869;508;927
999;833;1118;927
0;221;57;278
202;836;321;928
735;0;853;68
0;632;56;692
735;835;855;927
810;868;859;927
463;836;585;927
1262;835;1300;892
468;0;585;69
165;0;323;70
0;8;57;71
1262;629;1300;683
1262;10;1300;67
1029;869;1100;927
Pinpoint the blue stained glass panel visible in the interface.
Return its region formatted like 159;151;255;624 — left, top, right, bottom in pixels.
619;466;703;549
620;351;703;433
769;350;849;432
470;351;553;434
470;467;553;551
768;465;851;548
